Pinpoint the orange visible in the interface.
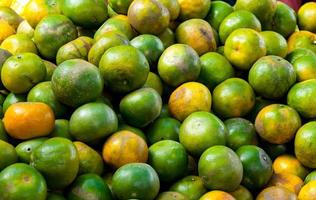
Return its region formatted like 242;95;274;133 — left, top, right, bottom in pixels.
0;34;38;55
292;55;316;82
102;130;148;169
298;2;316;33
177;0;210;21
273;155;309;180
298;180;316;200
267;173;303;194
256;186;297;200
199;191;236;200
0;20;15;44
260;31;288;58
17;20;34;38
288;31;316;54
168;82;212;121
3;102;55;140
0;6;23;29
229;185;253;200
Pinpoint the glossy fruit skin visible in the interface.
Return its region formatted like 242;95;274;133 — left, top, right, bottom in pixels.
56;36;94;65
236;145;273;190
99;45;149;93
61;0;108;28
0;140;17;170
43;60;56;81
120;88;162;128
224;118;257;150
1;53;46;94
157;28;175;48
30;137;79;190
219;10;262;44
260;31;288;58
1;34;38;55
148;140;187;182
199;191;236;200
287;48;314;64
155;192;187;200
27;81;67;118
295;122;316;168
74;141;104;175
292;55;316;82
34;14;78;60
51;59;103;107
142;72;163;96
170;176;207;200
102;130;148;169
229;185;253;200
224;28;266;70
257;186;297;200
2;93;26;113
213;78;255;118
168;82;212;121
117;124;147;142
147;117;180;144
198;52;234;90
205;1;234;31
128;0;170;35
69;103;118;143
179;111;226;157
199;146;243;191
112;163;160;200
177;0;210;20
16;20;34;38
305;171;316;184
0;6;23;29
158;44;201;87
298;180;316;200
249;56;296;99
68;174;113;200
0;163;47;200
108;0;133;14
288;31;316;54
176;19;217;55
298;2;316;33
4;102;55;140
267;173;303;194
287;79;316;118
157;0;180;20
255;104;301;144
273;155;309;180
50;119;72;139
15;137;47;163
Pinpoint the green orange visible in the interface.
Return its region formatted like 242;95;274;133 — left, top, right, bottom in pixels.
298;180;316;200
2;93;26;113
0;140;17;170
0;6;23;29
199;191;236;200
287;31;316;54
155;192;187;200
157;0;180;20
43;60;56;81
257;186;297;200
0;34;38;55
229;185;253;200
205;1;234;31
292;55;316;82
108;0;133;14
305;171;316;184
177;0;210;20
260;31;288;58
286;48;315;64
50;119;72;139
16;20;34;38
267;173;303;194
298;2;316;33
142;72;164;96
157;28;175;48
179;111;226;157
170;176;207;200
15;137;47;163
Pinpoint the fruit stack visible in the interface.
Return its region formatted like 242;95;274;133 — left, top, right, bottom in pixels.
0;0;315;199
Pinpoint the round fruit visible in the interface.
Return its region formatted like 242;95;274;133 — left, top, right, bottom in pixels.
176;19;216;55
15;137;47;163
292;55;316;82
108;0;133;14
273;155;309;180
102;130;148;169
229;185;253;200
99;45;149;93
50;119;72;139
0;140;17;170
298;180;316;200
295;122;316;168
255;104;301;144
305;171;316;184
177;0;210;20
119;88;162;127
68;174;112;200
224;118;257;150
27;81;67;118
33;14;78;60
112;163;160;200
74;141;104;175
148;140;187;182
158;44;201;87
267;173;303;194
147;117;181;145
131;34;164;66
1;53;46;94
3;102;55;140
143;72;163;96
43;60;56;81
168;82;212;121
236;145;273;190
198;145;243;191
198;52;234;90
179;111;226;157
170;176;207;200
0;20;15;44
30;137;79;190
260;31;287;58
212;78;255;118
298;2;316;33
205;1;234;31
16;20;34;38
157;28;175;48
61;0;108;28
249;56;296;99
0;163;47;200
128;0;170;35
257;186;297;200
287;79;316;118
155;192;187;200
2;93;26;113
199;191;235;200
219;10;262;44
51;59;103;107
0;6;23;29
69;102;118;143
0;34;38;55
288;31;316;54
224;28;266;70
157;0;180;20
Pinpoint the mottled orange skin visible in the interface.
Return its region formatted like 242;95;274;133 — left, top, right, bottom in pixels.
298;180;316;200
3;102;55;140
267;173;304;194
256;186;298;200
200;191;236;200
273;155;309;180
287;31;316;54
102;130;148;169
168;82;212;121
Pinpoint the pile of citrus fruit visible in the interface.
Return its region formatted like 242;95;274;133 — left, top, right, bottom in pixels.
0;0;315;199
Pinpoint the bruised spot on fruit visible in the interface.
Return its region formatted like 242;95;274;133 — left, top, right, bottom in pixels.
23;175;30;183
199;27;212;42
